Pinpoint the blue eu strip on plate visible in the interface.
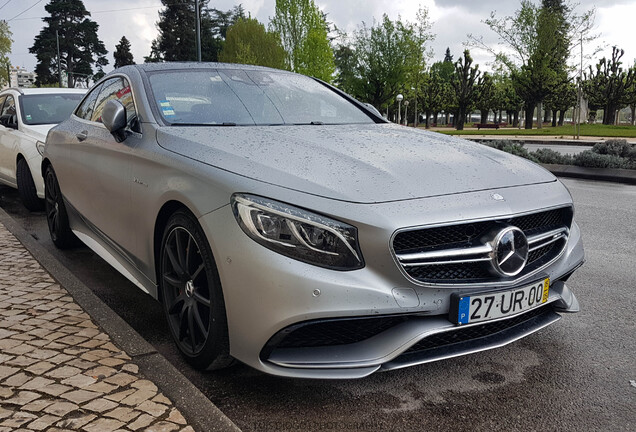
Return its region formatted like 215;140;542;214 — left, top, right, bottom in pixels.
457;296;470;324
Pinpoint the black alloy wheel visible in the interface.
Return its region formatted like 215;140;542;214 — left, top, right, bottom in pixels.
44;165;76;249
160;210;233;370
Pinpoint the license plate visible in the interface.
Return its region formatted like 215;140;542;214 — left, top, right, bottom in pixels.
452;278;550;325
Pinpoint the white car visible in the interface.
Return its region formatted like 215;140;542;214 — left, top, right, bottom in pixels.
0;87;85;210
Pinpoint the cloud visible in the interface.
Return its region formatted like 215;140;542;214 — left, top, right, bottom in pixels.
4;0;635;77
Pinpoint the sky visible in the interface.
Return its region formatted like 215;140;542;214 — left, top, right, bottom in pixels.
4;0;636;76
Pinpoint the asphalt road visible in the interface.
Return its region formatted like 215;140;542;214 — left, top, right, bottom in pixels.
1;178;634;432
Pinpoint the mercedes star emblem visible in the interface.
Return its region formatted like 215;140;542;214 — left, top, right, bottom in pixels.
491;226;529;276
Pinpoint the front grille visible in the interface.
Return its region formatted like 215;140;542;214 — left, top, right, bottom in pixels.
404;306;548;354
393;207;572;285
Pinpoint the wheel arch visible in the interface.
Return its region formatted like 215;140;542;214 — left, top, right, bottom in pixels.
153;200;194;301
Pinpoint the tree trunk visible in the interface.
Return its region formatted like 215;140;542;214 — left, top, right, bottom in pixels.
558;110;565;126
513;111;519;128
456;108;465;130
445;112;450;125
603;104;616;125
425;112;431;128
536;102;542;129
414;99;418;128
544;108;551;123
524;104;535;129
480;110;488;124
432;111;439;126
631;105;635;126
551;110;557;127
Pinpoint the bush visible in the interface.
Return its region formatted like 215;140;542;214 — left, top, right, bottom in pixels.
573;151;630;169
592;139;632;157
532;148;573;165
483;140;539;163
480;139;635;169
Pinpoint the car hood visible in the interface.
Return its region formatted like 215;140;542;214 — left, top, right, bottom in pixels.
21;124;54;141
156;123;555;203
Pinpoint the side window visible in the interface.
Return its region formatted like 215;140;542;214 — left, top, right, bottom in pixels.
1;95;16;116
91;77;138;129
75;83;103;120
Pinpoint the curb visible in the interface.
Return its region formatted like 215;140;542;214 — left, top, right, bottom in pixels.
540;164;636;185
0;207;240;432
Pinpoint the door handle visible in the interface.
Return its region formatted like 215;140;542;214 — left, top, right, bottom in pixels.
76;131;88;141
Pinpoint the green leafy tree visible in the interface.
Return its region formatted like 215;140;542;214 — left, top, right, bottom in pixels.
29;0;108;87
0;21;12;87
408;7;434;127
333;42;358;95
451;50;480;130
219;17;287;69
625;63;636;126
419;69;451;128
475;73;496;123
545;81;576;126
583;47;635;125
114;36;134;68
430;50;456;124
347;15;416;113
270;0;335;81
470;0;595;129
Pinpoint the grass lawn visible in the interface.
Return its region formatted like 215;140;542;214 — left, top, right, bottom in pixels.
434;123;636;138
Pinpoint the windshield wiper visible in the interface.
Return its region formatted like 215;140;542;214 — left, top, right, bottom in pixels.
171;122;237;126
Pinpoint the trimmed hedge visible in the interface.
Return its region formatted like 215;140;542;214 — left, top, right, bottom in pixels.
483;139;636;170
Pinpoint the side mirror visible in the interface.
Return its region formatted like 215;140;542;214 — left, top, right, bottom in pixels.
8;114;18;130
102;100;127;142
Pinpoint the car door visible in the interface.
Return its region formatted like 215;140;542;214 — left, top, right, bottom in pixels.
0;95;18;183
57;76;142;259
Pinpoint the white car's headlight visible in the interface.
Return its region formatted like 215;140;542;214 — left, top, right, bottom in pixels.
231;194;364;270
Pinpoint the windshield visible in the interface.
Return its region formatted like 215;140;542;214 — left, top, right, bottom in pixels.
20;93;84;125
147;69;374;126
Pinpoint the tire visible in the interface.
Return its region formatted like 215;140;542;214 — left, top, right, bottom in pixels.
160;210;234;370
44;165;77;249
17;158;44;211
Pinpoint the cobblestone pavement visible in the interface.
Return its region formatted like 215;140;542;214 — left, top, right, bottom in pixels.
0;222;195;432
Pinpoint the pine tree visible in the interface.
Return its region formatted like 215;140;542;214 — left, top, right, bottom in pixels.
114;36;134;68
29;0;108;87
145;0;244;63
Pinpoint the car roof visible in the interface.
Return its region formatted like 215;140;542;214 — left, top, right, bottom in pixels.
0;87;86;95
114;62;295;75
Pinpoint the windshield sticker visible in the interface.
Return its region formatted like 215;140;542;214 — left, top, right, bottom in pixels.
25;114;32;121
159;100;176;117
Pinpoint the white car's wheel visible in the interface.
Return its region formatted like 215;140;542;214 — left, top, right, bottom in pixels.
17;158;44;211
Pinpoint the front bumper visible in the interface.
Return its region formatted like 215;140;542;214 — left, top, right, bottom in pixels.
199;184;584;379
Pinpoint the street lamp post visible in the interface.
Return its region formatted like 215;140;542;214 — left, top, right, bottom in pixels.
403;100;409;126
396;94;403;124
195;0;202;62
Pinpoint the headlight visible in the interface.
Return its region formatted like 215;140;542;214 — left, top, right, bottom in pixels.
231;194;364;270
36;140;45;156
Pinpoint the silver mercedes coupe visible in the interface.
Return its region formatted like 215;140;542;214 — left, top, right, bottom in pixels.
42;63;584;379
